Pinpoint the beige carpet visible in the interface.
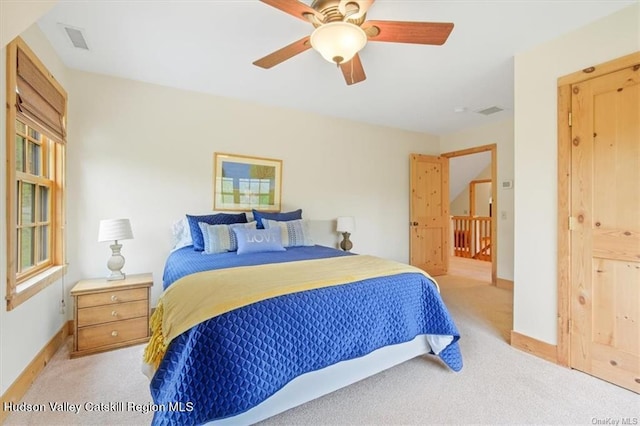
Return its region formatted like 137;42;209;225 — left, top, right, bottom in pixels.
3;339;154;425
5;275;638;425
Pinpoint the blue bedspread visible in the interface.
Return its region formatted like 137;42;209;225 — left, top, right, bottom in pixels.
163;245;352;289
151;246;462;425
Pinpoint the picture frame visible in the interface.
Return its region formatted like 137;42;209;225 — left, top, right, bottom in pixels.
213;153;282;212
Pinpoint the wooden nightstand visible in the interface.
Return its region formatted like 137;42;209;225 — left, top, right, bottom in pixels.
70;273;153;358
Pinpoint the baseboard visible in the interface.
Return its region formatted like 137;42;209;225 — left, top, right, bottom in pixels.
496;278;514;290
0;319;72;423
510;330;558;364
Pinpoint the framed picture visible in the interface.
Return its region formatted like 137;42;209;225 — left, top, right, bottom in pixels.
213;153;282;212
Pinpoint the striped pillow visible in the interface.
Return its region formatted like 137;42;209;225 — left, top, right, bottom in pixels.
199;221;257;254
263;219;314;248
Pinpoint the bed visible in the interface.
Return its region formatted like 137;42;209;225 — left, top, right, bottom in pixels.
144;243;462;425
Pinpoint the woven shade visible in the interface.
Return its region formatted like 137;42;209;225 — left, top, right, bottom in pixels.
16;47;66;142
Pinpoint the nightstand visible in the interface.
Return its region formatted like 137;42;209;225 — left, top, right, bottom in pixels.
70;273;153;358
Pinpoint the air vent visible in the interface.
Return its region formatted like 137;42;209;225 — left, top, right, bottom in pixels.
476;106;503;116
62;25;89;50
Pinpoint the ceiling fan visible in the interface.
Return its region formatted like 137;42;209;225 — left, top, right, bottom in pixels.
253;0;454;86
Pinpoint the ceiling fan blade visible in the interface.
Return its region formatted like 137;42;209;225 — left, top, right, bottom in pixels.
253;36;311;69
339;54;366;85
363;20;454;45
339;0;374;20
259;0;324;23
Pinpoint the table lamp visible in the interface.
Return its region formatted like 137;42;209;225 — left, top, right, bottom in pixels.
98;218;133;281
336;216;355;251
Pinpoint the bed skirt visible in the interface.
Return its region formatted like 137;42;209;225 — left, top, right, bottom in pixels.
207;334;442;425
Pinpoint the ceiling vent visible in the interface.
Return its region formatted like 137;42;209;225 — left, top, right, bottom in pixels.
476;106;504;116
61;24;89;50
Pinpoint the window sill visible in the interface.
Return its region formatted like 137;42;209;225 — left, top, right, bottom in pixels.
7;265;67;311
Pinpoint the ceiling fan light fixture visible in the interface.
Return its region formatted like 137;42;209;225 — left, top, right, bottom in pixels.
310;22;367;65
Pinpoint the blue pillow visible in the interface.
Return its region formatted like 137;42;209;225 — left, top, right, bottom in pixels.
186;212;247;251
252;209;302;229
233;228;286;255
263;218;314;248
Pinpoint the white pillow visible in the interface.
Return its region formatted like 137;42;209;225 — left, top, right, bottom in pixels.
170;218;192;251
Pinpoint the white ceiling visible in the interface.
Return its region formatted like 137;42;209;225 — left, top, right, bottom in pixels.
36;0;636;135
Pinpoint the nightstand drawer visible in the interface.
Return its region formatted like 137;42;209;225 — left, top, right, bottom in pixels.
77;317;149;351
77;300;148;327
77;287;147;308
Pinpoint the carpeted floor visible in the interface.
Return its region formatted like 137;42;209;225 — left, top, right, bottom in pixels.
4;275;638;425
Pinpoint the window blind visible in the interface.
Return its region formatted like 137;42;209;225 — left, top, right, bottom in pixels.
16;47;66;142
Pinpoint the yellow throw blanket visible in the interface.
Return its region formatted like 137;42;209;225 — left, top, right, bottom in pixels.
143;255;436;372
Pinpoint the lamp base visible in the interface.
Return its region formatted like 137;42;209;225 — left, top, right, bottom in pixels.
340;232;353;252
107;271;126;281
106;242;126;281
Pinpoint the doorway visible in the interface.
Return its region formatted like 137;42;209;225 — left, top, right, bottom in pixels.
443;144;498;285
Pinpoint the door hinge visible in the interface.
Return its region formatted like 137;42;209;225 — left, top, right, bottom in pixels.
568;216;577;231
568;112;572;127
567;318;572;334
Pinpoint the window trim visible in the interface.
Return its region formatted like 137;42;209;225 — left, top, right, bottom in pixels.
6;37;67;311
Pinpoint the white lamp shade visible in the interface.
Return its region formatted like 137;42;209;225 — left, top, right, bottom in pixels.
336;216;355;234
98;218;133;242
310;22;367;65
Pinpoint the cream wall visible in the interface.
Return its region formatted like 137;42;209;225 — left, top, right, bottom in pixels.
450;164;492;216
0;0;57;48
513;3;639;345
474;182;492;217
66;70;440;307
0;26;69;395
440;119;515;281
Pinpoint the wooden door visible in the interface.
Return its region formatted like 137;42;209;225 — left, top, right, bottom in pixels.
409;154;449;276
570;64;640;392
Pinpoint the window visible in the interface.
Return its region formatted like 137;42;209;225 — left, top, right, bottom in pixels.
16;121;54;277
6;37;67;310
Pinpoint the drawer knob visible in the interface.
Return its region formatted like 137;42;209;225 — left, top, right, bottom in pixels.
111;331;118;337
111;295;118;302
111;311;117;317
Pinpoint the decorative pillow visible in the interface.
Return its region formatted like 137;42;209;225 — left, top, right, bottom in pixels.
252;209;302;229
233;228;286;255
263;218;314;248
186;212;247;251
199;221;257;254
170;217;192;251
